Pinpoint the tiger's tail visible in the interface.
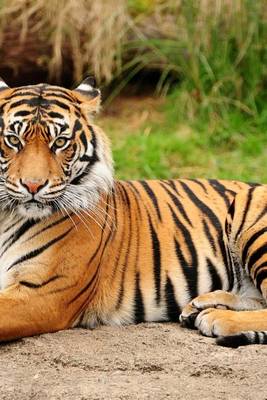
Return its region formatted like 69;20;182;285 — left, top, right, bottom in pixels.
216;331;267;347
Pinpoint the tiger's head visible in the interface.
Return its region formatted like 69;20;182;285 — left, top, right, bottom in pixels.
0;77;113;219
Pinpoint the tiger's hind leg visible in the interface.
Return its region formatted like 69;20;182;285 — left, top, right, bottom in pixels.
179;289;264;328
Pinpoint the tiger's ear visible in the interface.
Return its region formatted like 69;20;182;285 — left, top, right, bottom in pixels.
0;77;9;92
73;76;101;114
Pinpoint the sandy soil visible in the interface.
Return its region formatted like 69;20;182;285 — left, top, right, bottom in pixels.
1;323;266;400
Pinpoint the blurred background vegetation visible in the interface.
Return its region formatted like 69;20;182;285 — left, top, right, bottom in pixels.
1;0;267;181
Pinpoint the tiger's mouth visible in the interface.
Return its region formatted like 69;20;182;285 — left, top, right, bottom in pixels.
24;199;47;208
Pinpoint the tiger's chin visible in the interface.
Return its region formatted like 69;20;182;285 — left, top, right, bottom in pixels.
17;203;53;220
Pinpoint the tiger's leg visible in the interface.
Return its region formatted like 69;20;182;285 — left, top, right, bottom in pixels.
194;187;267;345
0;284;70;341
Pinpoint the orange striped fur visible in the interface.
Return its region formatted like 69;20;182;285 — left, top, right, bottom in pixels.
0;77;266;347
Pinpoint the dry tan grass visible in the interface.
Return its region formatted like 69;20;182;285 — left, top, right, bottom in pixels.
0;0;264;85
0;0;129;84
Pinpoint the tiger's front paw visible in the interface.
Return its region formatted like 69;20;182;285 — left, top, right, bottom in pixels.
195;308;239;337
179;291;229;329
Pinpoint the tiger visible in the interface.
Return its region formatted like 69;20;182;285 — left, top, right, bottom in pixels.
0;76;266;348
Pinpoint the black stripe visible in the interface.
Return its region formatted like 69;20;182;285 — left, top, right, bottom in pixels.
169;205;198;270
67;266;99;305
252;261;267;278
174;237;198;300
79;131;87;150
160;182;192;226
19;275;62;289
3;217;24;233
225;199;235;237
247;243;267;273
44;99;70;110
126;181;141;197
165;276;181;321
71;127;98;171
140;181;162;221
255;269;267;291
134;272;145;323
44;87;74;95
189;179;208;193
169;204;198;299
0;115;4;130
225;245;235;291
7;227;73;271
115;186;133;310
253;205;267;226
246;182;261;188
46;91;74;100
208;179;232;208
59;124;69;134
48;111;64;119
87;200;114;267
79;154;92;162
73;119;82;136
1;219;38;256
42;187;64;196
118;183;131;208
45;92;76;103
25;215;70;242
126;181;142;215
206;258;222;291
10;97;48;109
203;220;217;253
241;227;267;266
7;91;40;99
11;86;46;93
234;188;254;240
163;180;180;194
81;126;98;165
147;214;161;304
14;110;32;117
114;235;127;310
70;165;90;185
9;97;70;110
228;198;236;220
5;187;22;196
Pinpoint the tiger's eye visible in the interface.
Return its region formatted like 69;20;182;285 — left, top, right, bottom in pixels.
54;137;68;148
7;135;20;146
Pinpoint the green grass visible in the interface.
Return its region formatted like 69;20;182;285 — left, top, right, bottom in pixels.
103;95;267;183
101;1;267;184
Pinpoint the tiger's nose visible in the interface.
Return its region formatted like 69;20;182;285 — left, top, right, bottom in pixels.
20;179;48;194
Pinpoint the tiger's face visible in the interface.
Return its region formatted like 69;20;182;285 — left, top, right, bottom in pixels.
0;77;113;219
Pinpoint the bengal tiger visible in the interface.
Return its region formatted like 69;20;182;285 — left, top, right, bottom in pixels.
0;76;266;348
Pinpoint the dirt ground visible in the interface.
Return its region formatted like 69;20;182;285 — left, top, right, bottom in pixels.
1;323;266;400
